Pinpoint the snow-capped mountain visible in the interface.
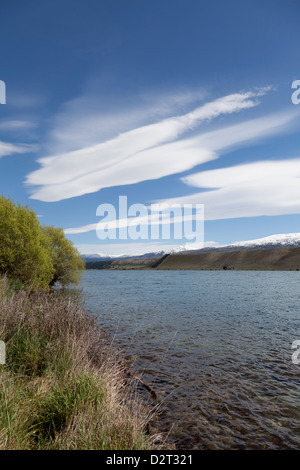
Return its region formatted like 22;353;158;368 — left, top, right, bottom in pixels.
82;234;300;261
185;233;300;254
82;253;126;262
82;251;166;262
223;233;300;249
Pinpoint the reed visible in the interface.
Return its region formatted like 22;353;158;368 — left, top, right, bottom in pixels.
0;277;154;450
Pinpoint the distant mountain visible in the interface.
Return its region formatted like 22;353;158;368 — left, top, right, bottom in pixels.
82;253;123;262
82;251;165;263
82;233;300;262
184;233;300;255
157;246;300;271
224;233;300;249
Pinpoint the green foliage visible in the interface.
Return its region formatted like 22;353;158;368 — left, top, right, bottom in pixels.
43;225;85;286
0;283;152;450
0;196;85;288
7;278;27;292
0;196;54;288
5;329;49;376
31;373;104;445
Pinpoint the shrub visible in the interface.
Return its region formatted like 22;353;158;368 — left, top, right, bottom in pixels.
0;279;153;450
43;226;85;287
0;196;54;288
0;196;85;288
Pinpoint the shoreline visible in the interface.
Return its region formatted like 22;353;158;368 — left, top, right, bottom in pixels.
0;277;163;450
85;246;300;271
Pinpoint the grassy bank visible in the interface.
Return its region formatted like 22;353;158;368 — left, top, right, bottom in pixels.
0;277;154;450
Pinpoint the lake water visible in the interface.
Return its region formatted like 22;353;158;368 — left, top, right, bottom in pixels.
81;270;300;449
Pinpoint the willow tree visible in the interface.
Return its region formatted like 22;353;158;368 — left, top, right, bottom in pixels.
43;226;85;287
0;196;85;289
0;196;54;288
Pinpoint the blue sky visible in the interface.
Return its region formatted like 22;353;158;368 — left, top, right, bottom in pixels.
1;0;300;255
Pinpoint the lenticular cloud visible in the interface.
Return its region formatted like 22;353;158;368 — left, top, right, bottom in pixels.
26;91;262;202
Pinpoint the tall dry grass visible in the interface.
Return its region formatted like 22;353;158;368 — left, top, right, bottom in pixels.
0;277;154;450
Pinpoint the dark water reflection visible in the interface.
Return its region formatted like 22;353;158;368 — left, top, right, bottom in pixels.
82;270;300;449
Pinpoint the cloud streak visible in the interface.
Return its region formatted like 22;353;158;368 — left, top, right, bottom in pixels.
26;91;263;202
160;157;300;220
0;141;36;159
65;210;202;235
0;120;36;131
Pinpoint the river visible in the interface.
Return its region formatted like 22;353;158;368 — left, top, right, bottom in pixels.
81;270;300;449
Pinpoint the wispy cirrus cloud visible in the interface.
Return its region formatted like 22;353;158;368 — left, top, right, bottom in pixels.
26;90;264;202
65;209;201;235
0;141;36;159
158;157;300;220
45;88;207;154
0;120;36;131
63;105;300;232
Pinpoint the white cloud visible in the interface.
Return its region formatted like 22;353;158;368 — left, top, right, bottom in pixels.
65;208;203;235
0;120;36;131
76;240;217;256
159;158;300;220
187;108;299;154
26;91;263;202
45;88;207;154
0;141;36;159
61;105;300;233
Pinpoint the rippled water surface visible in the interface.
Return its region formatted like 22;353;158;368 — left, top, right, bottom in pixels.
81;270;300;449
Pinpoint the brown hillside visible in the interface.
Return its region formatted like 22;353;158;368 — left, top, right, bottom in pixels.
156;247;300;270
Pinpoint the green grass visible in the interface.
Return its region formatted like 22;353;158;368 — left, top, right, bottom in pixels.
0;277;154;450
